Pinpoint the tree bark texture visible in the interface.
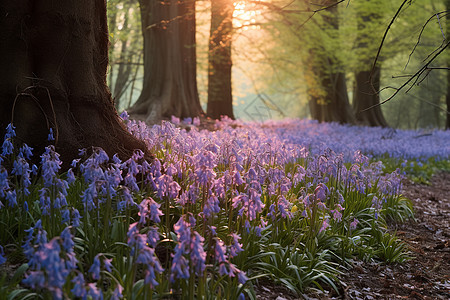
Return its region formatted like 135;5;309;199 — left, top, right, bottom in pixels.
352;1;388;127
0;0;150;165
207;0;234;120
305;3;355;124
130;0;203;122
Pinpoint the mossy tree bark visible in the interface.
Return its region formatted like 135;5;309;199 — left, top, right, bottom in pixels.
130;0;203;123
0;0;151;165
207;0;234;120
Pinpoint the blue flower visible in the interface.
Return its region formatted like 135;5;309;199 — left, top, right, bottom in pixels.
2;139;13;156
48;128;55;141
89;255;102;280
0;245;6;265
86;283;103;300
71;273;87;298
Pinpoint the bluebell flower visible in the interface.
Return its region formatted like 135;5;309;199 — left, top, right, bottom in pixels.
103;257;113;273
86;283;103;300
71;273;87;298
2;138;13;156
120;110;129;121
60;227;74;252
89;255;102;280
0;167;10;198
229;233;243;258
190;231;206;274
5;123;16;138
0;245;6;265
19;144;33;160
6;190;17;207
48;128;55;141
127;223;164;287
214;239;229;276
111;284;123;300
138;197;163;225
72;209;81;227
66;168;76;185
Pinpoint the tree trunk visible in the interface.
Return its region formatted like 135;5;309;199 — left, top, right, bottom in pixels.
446;68;450;130
353;0;388;127
305;2;355;124
0;0;151;166
112;41;133;109
207;0;234;120
130;0;203;123
353;67;388;127
446;0;450;130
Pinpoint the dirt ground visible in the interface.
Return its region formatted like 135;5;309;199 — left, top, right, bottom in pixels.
256;172;450;300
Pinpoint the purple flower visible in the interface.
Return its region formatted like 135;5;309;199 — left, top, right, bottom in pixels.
2;138;13;156
214;239;229;276
89;255;101;280
138;197;163;224
319;218;329;233
71;273;87;298
0;245;6;265
314;183;329;201
72;209;81;227
5;123;16;138
111;284;123;300
87;283;103;300
349;218;359;231
19;144;33;160
190;231;206;274
60;227;74;252
127;223;164;287
48;128;55;141
229;233;244;258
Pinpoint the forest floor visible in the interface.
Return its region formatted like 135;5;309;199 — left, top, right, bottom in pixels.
256;171;450;300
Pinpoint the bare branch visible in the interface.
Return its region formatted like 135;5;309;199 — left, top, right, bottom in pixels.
369;0;410;91
362;40;450;112
404;11;449;70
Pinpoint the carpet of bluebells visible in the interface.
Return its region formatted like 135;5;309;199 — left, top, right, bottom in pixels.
0;114;449;299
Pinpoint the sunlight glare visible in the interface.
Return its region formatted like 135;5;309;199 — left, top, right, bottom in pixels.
233;1;262;31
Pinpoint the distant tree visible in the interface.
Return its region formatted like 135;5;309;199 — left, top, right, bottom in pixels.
352;0;388;127
107;0;142;111
129;0;203;122
0;0;150;165
304;1;355;124
207;0;235;120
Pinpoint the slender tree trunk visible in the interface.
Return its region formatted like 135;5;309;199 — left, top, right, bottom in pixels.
207;0;234;120
0;0;151;166
447;68;450;130
130;0;203;122
353;1;388;127
446;0;450;130
113;41;133;109
305;2;355;124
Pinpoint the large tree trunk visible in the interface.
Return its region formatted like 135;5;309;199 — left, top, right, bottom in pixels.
305;2;355;124
353;0;388;127
0;0;151;166
130;0;203;123
207;0;234;120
